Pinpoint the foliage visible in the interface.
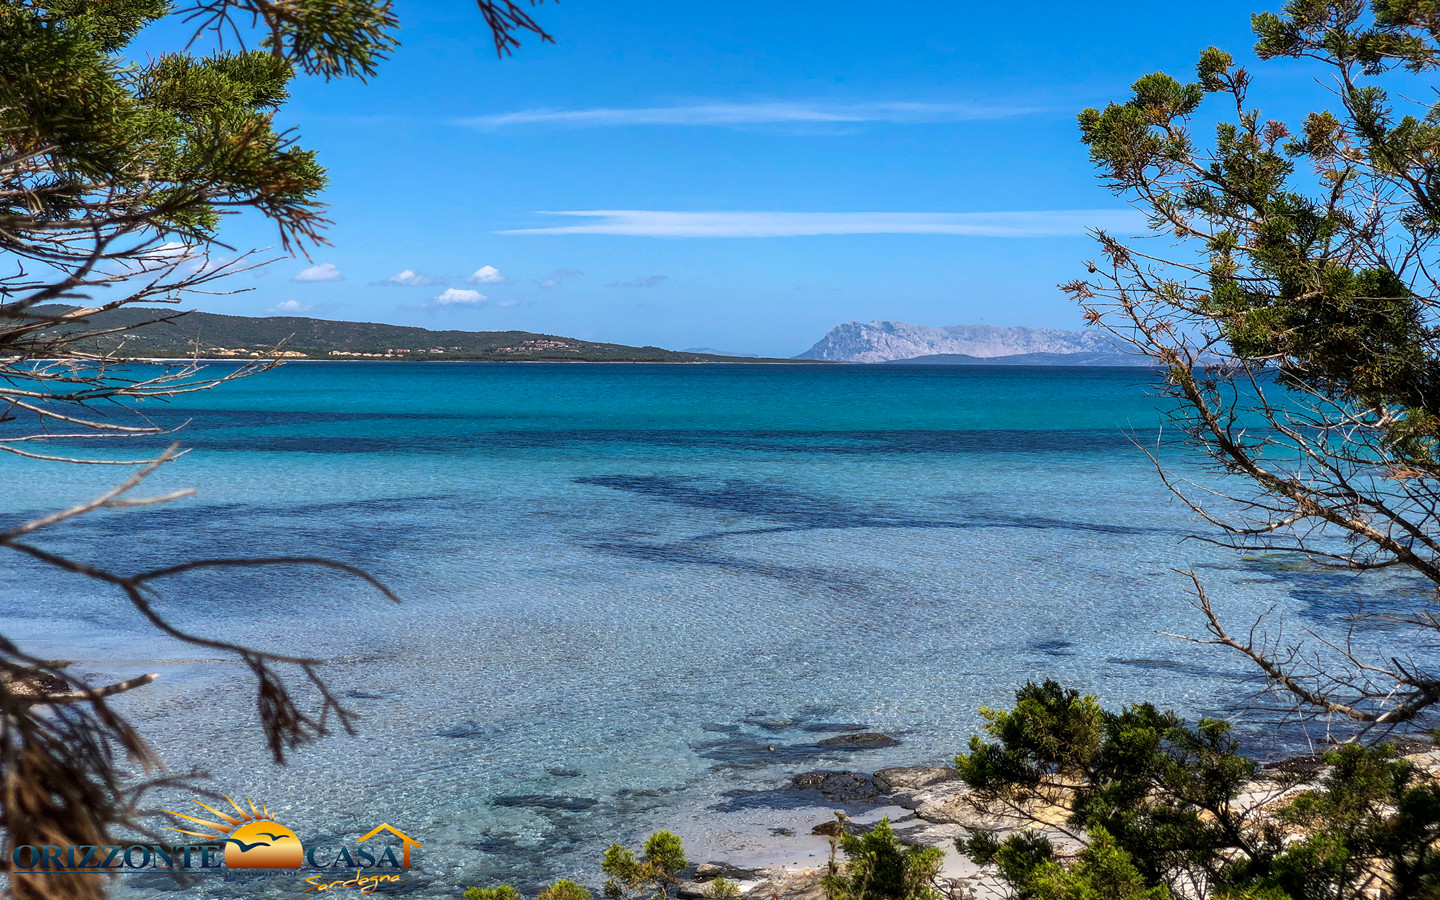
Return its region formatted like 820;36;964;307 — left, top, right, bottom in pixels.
601;831;689;900
967;825;1168;900
466;887;523;900
821;815;945;900
700;878;740;900
2;1;326;260
1063;0;1440;728
539;881;596;900
956;680;1105;791
465;884;595;900
954;681;1440;899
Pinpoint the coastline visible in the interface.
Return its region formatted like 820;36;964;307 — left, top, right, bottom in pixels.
676;759;1018;900
65;357;1160;368
684;743;1440;900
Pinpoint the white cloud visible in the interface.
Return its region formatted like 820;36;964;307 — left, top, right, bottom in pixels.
185;255;234;276
375;268;445;287
502;210;1148;238
140;241;195;260
110;241;195;275
539;268;583;289
468;265;507;284
292;262;343;282
269;300;314;314
430;288;486;306
456;101;1048;130
110;242;233;279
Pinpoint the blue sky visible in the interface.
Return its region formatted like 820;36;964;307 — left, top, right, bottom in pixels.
154;1;1316;356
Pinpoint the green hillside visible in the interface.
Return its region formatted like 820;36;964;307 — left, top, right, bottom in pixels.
33;306;792;363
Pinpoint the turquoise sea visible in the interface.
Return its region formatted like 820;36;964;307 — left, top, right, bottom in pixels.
0;363;1422;895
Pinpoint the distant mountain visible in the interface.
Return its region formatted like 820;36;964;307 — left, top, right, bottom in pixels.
796;320;1120;363
683;347;762;358
33;306;794;363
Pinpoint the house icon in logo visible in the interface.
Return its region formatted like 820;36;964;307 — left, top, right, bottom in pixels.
359;824;422;867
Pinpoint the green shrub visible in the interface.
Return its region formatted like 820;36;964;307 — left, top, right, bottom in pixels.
954;681;1440;899
822;816;945;900
701;877;741;900
601;831;688;900
967;825;1168;900
539;880;594;900
464;887;521;900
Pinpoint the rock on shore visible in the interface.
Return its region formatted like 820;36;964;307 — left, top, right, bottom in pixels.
685;745;1440;900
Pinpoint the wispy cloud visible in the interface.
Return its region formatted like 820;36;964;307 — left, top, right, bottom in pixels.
374;268;446;287
293;262;343;282
502;210;1147;238
606;275;669;288
539;268;583;289
457;101;1047;130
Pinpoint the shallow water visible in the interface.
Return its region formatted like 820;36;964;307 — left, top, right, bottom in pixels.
0;363;1425;895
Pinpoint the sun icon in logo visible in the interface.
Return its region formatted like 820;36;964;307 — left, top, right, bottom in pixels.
165;796;304;869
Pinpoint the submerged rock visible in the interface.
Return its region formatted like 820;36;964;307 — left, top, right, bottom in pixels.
344;689;392;700
490;794;598;811
742;713;798;732
792;771;879;802
437;721;498;738
714;768;885;813
817;732;900;748
798;722;868;734
697;737;832;767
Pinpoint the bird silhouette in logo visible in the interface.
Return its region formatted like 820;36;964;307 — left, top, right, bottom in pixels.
165;796;304;869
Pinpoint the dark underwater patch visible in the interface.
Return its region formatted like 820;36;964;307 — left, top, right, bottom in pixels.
577;474;1166;538
490;795;598;811
577;474;942;531
695;734;900;769
582;537;862;589
1233;556;1435;627
711;770;884;813
438;721;503;739
1031;638;1076;656
1106;657;1223;678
